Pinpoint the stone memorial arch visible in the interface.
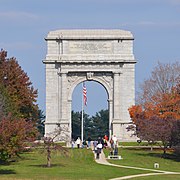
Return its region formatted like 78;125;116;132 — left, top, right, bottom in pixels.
43;29;136;141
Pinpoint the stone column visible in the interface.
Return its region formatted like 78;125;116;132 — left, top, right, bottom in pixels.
57;69;61;123
108;99;113;138
57;38;63;55
113;72;120;121
68;99;72;141
60;73;68;122
58;72;71;143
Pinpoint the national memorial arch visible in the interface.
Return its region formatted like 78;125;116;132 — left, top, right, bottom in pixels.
43;29;136;141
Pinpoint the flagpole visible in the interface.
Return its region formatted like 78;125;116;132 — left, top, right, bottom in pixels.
81;82;84;143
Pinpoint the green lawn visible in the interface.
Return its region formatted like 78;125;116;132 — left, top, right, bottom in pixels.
105;147;180;180
105;147;180;172
131;174;180;180
119;141;162;147
0;148;150;180
0;147;179;180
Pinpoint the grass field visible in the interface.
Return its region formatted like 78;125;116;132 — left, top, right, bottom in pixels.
119;141;162;147
130;174;180;180
105;147;180;180
0;147;179;180
0;148;151;180
105;147;180;172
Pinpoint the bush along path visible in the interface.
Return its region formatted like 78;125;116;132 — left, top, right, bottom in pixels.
93;150;180;180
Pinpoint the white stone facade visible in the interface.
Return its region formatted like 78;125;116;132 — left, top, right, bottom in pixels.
43;29;136;141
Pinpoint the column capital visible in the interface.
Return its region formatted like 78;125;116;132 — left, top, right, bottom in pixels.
107;99;113;102
61;72;67;75
58;72;68;77
113;71;122;76
57;67;68;76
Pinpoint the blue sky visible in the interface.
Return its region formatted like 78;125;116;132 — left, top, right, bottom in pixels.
0;0;180;116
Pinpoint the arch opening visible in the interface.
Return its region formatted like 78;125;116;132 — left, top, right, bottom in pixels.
71;81;109;141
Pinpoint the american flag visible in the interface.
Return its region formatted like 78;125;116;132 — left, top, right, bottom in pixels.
83;82;87;106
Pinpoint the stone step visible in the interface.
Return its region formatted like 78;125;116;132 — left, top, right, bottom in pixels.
107;155;123;160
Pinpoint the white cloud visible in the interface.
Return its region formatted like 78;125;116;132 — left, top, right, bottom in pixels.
0;11;39;21
140;21;180;28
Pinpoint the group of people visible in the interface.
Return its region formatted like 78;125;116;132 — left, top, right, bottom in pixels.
72;135;119;159
93;135;119;159
71;136;92;149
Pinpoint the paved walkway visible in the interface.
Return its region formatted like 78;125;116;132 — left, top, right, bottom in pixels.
93;150;180;180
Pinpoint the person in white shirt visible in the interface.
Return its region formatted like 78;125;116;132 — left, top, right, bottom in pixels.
76;137;81;148
96;137;103;159
112;135;118;146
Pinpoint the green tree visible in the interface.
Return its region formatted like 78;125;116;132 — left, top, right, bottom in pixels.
0;84;18;118
90;109;109;140
36;110;45;138
71;111;81;140
72;109;109;141
71;110;90;140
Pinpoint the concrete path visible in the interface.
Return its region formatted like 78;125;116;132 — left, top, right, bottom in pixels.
93;150;180;180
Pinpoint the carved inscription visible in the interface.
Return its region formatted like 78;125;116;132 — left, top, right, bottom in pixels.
68;41;112;54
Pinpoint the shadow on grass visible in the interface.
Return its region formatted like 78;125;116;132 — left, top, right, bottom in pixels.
0;159;16;166
135;151;180;162
0;160;10;166
0;156;37;165
29;163;65;168
122;147;180;162
0;169;16;175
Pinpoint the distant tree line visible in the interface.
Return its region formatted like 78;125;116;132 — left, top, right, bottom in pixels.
72;109;109;141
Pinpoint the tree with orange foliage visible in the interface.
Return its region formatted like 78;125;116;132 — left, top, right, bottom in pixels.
128;62;180;154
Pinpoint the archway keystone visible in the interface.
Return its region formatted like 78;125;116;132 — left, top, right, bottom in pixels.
43;29;136;141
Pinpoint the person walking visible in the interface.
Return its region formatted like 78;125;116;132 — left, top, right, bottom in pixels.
96;140;103;159
87;136;92;149
71;139;75;149
103;134;108;148
76;137;81;148
93;140;98;152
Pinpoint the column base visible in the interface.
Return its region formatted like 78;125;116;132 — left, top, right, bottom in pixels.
45;121;70;142
112;121;137;142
